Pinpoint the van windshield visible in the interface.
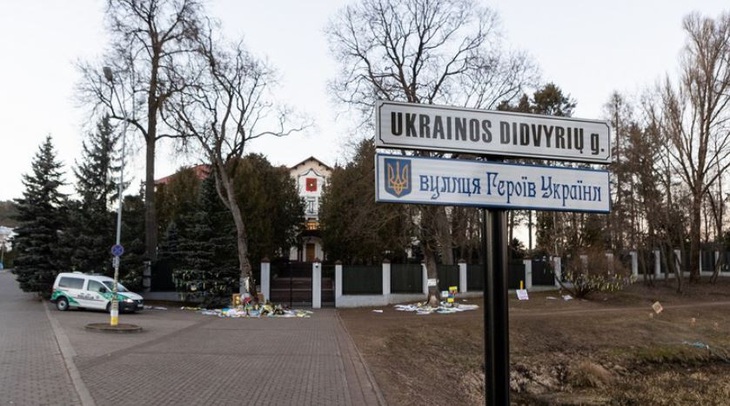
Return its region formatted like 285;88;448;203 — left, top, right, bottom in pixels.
102;281;129;292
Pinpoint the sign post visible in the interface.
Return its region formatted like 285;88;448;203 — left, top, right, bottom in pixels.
483;207;510;405
110;244;124;326
373;100;611;405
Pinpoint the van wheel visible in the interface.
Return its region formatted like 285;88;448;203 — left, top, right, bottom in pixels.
56;297;69;311
106;302;111;313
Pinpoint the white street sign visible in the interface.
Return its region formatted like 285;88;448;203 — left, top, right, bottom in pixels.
375;154;610;212
375;100;612;164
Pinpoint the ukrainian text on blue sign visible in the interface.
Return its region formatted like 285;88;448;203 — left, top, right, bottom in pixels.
376;154;610;212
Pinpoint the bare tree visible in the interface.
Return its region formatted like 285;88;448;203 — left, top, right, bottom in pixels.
326;0;538;304
77;0;203;263
604;92;636;252
642;90;694;293
163;23;308;295
660;12;730;282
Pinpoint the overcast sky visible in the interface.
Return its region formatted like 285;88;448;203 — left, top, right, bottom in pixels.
1;0;728;202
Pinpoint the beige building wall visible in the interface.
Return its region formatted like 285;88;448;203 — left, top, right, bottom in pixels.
288;157;331;262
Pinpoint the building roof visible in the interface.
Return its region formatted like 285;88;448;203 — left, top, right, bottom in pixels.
289;156;332;172
155;164;211;186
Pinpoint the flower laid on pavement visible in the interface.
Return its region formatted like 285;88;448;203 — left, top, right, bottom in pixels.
394;302;479;315
191;303;313;318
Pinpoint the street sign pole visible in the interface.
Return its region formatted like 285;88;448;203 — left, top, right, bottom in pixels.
104;66;127;328
373;100;612;405
483;208;509;405
110;244;124;327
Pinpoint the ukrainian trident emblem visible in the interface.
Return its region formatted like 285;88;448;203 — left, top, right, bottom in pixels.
384;158;411;197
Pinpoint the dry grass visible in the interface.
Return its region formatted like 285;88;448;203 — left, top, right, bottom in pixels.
339;278;730;405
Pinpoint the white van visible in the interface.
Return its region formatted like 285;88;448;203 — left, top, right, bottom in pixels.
51;272;144;313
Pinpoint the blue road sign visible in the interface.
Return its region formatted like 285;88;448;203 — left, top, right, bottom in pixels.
111;244;124;257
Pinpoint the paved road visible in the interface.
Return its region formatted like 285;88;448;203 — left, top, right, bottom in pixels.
0;270;384;405
0;269;82;405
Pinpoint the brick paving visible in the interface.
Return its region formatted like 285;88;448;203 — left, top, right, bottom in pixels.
0;270;82;405
0;270;384;405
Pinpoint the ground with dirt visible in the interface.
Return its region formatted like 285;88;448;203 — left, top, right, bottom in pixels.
338;278;730;405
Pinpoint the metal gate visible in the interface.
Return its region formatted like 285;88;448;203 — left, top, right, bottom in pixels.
268;261;336;307
531;259;555;286
270;261;312;306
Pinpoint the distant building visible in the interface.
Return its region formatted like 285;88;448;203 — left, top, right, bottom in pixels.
288;157;332;262
154;164;210;187
153;158;332;263
0;225;14;253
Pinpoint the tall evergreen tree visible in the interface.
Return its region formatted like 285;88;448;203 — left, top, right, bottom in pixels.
157;156;303;302
63;116;121;274
155;166;203;236
232;154;304;266
12;135;67;296
499;83;579;255
119;192;147;290
165;175;238;306
320;139;413;264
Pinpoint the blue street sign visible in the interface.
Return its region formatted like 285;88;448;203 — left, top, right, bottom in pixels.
111;244;124;257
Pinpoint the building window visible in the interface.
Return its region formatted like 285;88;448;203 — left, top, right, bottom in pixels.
306;220;319;230
306;197;317;216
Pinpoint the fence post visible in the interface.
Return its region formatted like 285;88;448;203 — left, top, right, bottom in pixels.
261;258;270;302
716;251;721;274
630;251;638;278
605;252;614;274
458;259;467;293
674;249;682;278
700;250;704;275
654;250;661;279
335;261;342;306
142;261;151;293
312;260;322;309
553;256;562;288
523;259;532;289
422;261;428;295
383;259;391;296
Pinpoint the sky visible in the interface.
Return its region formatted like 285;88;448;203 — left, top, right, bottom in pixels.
1;0;728;202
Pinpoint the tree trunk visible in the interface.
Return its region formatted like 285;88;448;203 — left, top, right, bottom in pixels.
228;196;255;296
710;253;723;284
421;205;441;306
424;243;440;307
689;193;701;282
144;135;158;262
436;206;454;265
145;49;161;264
528;210;533;251
215;162;257;299
507;211;514;245
662;243;682;293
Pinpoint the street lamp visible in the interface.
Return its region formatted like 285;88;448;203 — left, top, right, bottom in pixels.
104;66;128;327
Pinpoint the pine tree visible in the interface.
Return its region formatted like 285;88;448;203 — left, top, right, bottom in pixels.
232;154;304;266
320;139;412;264
63;116;121;274
12;135;67;296
167;175;237;306
117;193;147;290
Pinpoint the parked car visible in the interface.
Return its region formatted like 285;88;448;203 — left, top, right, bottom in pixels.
50;272;144;313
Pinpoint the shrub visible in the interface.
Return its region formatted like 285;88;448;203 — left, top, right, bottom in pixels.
558;248;633;299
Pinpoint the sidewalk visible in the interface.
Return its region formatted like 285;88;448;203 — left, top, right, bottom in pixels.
1;270;385;405
0;270;82;405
